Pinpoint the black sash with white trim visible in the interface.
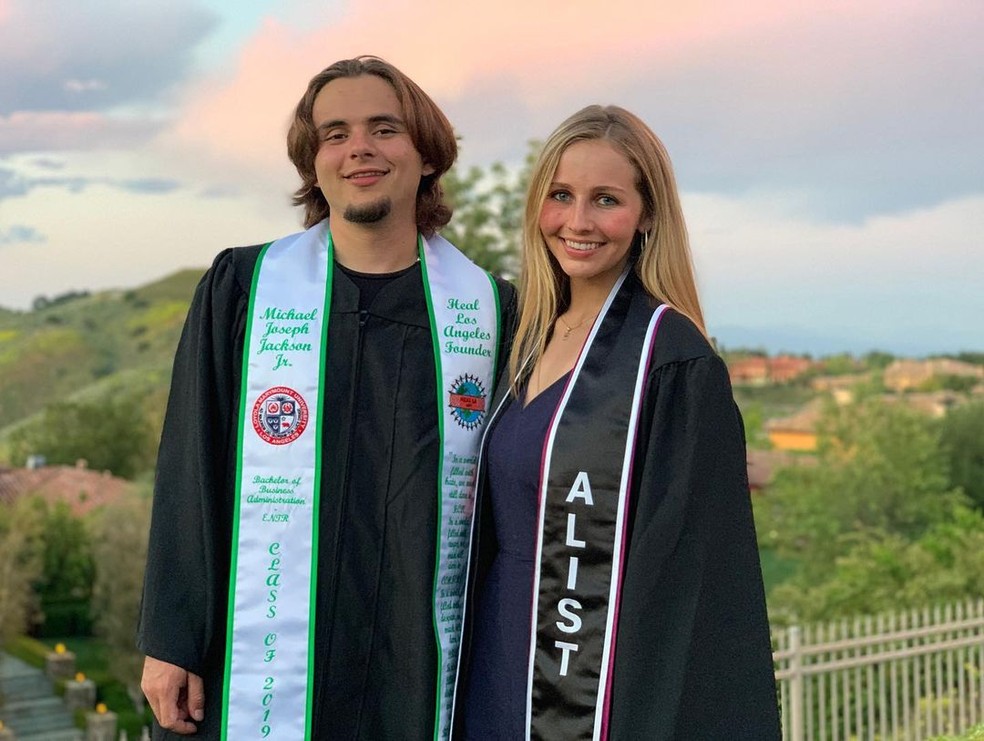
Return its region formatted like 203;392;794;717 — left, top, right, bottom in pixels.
526;272;668;740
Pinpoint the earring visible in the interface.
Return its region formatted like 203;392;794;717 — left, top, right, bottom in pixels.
641;230;651;246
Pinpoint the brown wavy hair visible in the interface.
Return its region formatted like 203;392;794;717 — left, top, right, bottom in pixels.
287;56;457;233
510;105;707;391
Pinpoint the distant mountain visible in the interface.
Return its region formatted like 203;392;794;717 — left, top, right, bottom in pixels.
2;269;976;447
711;324;868;356
711;323;980;358
0;269;204;440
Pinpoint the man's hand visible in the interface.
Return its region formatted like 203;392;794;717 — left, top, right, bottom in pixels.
141;655;205;735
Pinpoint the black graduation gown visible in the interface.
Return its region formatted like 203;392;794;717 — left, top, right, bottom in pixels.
454;276;780;740
138;244;516;740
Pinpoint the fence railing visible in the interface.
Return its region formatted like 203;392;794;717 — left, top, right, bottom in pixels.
773;600;984;740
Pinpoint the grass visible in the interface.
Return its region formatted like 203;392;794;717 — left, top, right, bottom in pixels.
4;635;52;667
931;724;984;741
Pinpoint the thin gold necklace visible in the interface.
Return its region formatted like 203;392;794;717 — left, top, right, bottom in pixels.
558;313;590;340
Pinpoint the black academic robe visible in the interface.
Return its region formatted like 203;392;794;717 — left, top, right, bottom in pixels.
138;244;515;740
454;275;780;740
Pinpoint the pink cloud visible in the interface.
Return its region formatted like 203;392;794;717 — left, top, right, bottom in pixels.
164;0;802;170
164;0;981;179
0;111;160;154
164;20;313;172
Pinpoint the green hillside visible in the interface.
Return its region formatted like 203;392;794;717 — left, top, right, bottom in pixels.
0;269;205;448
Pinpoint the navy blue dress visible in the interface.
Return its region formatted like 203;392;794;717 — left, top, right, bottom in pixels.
462;373;570;739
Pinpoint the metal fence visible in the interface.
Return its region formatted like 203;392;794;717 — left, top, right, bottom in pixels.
773;600;984;740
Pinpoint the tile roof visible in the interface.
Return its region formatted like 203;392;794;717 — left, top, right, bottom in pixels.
0;464;135;516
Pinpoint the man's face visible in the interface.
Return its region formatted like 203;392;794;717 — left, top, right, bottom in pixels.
312;74;433;229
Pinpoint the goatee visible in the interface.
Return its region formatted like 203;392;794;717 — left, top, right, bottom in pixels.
343;198;392;224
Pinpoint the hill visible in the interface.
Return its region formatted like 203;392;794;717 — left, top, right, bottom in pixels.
0;269;204;453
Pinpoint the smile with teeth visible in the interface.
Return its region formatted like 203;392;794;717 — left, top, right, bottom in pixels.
346;170;387;180
562;238;603;252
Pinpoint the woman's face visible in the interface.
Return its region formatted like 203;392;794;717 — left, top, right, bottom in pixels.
538;139;650;291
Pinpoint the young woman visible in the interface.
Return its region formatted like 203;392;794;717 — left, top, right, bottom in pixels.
453;106;780;740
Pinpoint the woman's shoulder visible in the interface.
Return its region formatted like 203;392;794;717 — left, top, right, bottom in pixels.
649;306;720;371
643;307;737;412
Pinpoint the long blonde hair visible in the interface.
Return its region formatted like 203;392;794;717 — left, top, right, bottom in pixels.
509;105;706;393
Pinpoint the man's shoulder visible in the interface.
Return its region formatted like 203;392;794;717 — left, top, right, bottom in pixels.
206;243;269;298
490;275;517;314
229;243;267;289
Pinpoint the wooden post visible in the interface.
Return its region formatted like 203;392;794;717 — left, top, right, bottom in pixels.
790;625;804;741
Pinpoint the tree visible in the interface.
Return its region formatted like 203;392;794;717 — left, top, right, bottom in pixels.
740;402;769;450
819;353;860;375
939;401;984;511
766;401;963;553
755;398;968;620
441;142;540;277
861;350;895;370
918;374;980;393
952;352;984;366
0;497;45;645
8;392;155;479
769;507;984;623
89;494;152;709
31;290;90;312
33;499;95;636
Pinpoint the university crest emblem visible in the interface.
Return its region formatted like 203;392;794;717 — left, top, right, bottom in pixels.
251;386;309;445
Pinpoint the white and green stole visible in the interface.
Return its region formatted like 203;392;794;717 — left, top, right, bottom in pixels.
220;220;500;740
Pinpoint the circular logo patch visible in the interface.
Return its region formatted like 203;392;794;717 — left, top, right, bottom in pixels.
448;374;487;431
252;386;309;445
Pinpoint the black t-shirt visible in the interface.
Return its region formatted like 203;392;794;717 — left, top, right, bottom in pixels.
336;260;420;311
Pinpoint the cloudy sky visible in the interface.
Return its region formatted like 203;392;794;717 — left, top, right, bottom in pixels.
1;0;981;354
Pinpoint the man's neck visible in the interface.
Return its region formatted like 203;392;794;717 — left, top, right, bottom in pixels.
330;219;420;274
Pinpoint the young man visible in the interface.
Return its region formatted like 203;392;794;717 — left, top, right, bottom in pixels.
138;56;514;740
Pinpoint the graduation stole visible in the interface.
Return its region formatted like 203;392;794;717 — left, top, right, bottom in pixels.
525;272;668;740
221;220;500;741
